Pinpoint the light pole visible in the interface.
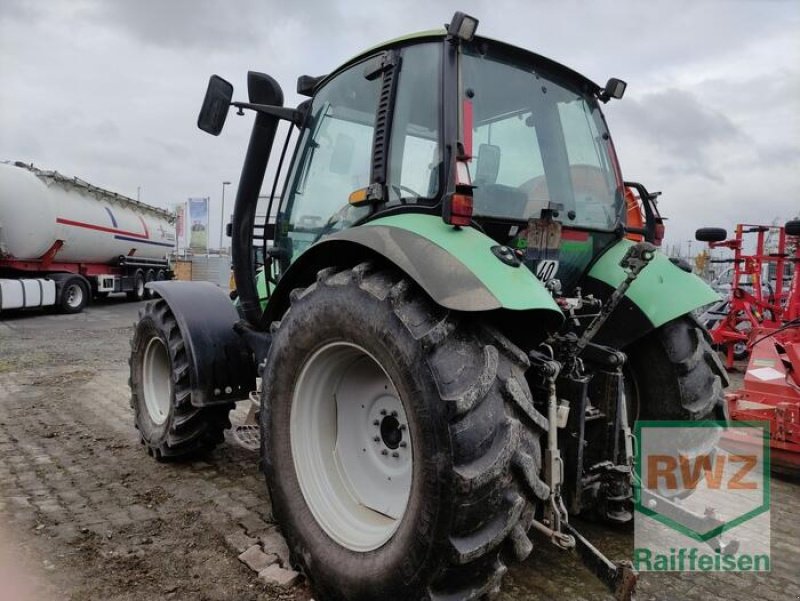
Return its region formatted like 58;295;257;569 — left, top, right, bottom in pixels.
219;181;231;251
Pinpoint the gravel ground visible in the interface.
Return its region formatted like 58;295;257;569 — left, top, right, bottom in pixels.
1;298;798;601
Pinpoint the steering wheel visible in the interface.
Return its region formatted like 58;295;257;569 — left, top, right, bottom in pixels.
390;184;423;203
519;165;612;220
311;204;355;244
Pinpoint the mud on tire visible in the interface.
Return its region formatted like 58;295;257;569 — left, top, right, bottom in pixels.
626;315;729;455
129;299;232;460
261;262;550;601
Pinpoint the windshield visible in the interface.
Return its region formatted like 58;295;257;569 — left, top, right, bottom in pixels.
462;48;623;230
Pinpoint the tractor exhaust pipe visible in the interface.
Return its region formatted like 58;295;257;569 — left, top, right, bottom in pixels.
232;72;284;328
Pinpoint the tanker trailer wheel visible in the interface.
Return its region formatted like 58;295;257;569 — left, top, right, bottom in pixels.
261;263;549;601
55;275;90;314
129;299;233;460
127;269;146;302
144;269;156;300
624;315;729;494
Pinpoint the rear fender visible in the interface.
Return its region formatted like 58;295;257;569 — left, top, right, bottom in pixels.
264;213;564;330
582;239;720;348
147;281;256;406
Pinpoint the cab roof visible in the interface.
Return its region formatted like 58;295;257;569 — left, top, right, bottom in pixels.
323;29;602;97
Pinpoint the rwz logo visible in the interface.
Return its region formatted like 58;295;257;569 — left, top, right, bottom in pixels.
633;421;771;572
646;453;758;490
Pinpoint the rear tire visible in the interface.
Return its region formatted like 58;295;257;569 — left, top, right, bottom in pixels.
127;269;145;301
144;269;156;299
261;263;549;601
626;315;729;450
129;300;232;460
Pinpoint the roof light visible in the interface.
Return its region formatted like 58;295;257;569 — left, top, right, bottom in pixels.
447;12;478;42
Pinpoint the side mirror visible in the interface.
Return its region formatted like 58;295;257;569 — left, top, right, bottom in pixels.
297;74;325;97
695;227;728;243
600;78;627;102
198;75;233;136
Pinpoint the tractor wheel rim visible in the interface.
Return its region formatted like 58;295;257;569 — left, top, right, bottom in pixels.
142;337;172;426
65;284;83;308
290;341;412;552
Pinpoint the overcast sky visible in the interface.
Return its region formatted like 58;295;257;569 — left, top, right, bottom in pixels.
1;0;798;253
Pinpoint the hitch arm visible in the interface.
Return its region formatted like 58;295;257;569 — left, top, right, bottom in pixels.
563;522;638;601
576;241;657;355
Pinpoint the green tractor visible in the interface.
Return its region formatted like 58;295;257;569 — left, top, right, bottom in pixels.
130;12;727;601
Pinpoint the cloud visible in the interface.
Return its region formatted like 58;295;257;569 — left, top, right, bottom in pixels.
0;0;798;252
89;0;263;51
615;89;743;181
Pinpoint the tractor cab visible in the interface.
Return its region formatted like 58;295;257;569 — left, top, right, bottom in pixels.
273;25;628;289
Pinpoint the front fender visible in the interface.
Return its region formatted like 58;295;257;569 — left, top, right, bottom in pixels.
264;213;563;329
147;281;256;406
582;239;720;347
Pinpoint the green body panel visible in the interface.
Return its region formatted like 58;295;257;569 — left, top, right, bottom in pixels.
365;213;561;313
588;239;720;328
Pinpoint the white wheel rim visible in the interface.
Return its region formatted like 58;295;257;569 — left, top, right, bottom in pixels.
290;342;412;552
142;337;172;425
65;284;84;308
137;278;145;296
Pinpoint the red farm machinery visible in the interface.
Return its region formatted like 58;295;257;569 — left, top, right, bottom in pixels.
697;220;800;471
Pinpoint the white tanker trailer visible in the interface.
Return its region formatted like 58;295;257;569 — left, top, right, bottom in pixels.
0;161;176;314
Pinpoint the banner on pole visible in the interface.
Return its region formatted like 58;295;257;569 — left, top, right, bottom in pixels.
188;197;209;251
175;203;186;248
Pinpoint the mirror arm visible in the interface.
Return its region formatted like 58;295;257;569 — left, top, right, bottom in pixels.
231;101;304;126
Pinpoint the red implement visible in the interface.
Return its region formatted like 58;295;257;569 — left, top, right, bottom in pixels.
719;220;800;471
700;221;799;369
724;327;800;471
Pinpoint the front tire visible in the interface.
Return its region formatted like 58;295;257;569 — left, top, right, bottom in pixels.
261;263;549;601
129;300;232;460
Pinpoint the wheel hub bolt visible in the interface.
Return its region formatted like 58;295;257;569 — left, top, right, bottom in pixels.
392;452;399;458
373;420;380;426
399;424;407;431
373;436;381;442
381;450;388;456
399;441;407;448
390;410;398;417
380;409;387;416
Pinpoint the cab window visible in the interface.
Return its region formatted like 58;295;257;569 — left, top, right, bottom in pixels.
280;59;380;260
